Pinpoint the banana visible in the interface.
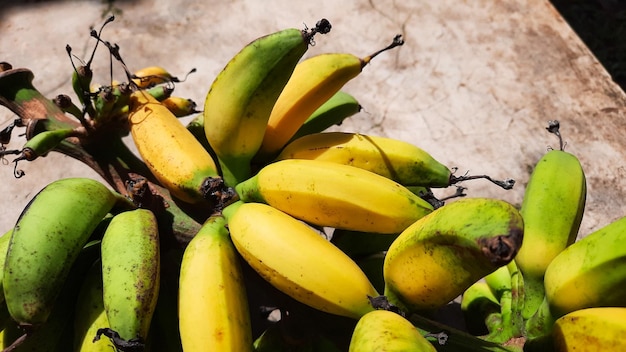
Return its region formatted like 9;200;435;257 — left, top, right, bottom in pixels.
460;281;500;336
73;259;113;352
98;208;160;348
128;90;222;204
551;307;626;352
132;65;178;89
383;197;524;312
348;309;437;352
161;96;198;117
0;127;78;164
0;229;13;305
2;240;101;352
224;201;379;320
515;120;586;319
3;177;127;328
202;20;331;186
543;215;626;318
288;91;362;143
276;132;453;187
483;265;512;303
235;159;434;234
256;35;404;160
178;214;252;351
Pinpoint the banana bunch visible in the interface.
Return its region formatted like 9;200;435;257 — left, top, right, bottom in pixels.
13;16;626;352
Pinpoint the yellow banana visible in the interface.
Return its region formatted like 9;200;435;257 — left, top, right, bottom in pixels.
73;259;113;352
277;132;453;187
348;310;437;352
98;208;160;349
161;96;198;117
224;202;379;320
178;214;252;351
552;307;626;352
256;35;404;160
235;159;434;234
3;178;127;327
203;20;331;186
128;90;221;204
515;120;586;319
132;65;178;88
543;215;626;318
288;90;362;142
383;198;524;312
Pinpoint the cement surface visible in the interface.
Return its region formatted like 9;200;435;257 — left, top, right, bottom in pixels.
1;0;625;237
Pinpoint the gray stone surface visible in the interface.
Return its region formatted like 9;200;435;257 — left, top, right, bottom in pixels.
1;0;626;237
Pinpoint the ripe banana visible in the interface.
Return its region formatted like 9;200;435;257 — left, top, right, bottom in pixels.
203;20;331;186
348;309;437;352
99;208;160;347
178;214;252;351
132;65;178;88
515;120;586;319
74;259;113;352
257;35;404;160
161;96;198;117
3;177;125;327
552;307;626;352
276;132;453;187
383;197;524;312
543;215;626;318
128;90;221;204
288;91;361;142
235;159;434;234
224;201;379;320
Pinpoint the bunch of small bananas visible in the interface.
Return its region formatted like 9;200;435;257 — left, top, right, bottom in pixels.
0;15;623;352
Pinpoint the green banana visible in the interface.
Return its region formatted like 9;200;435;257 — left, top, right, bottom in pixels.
0;128;78;164
98;208;160;349
288;91;362;143
235;159;434;234
460;281;500;336
543;214;626;318
348;309;437;351
202;20;331;186
3;178;128;328
2;241;101;351
383;198;524;312
0;229;13;305
515;120;586;319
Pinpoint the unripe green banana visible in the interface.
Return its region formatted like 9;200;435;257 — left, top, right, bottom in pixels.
3;178;126;327
235;159;433;234
348;310;437;351
288;91;361;142
203;21;331;186
543;215;626;318
515;120;586;319
0;128;77;164
73;259;113;352
178;214;252;351
2;240;101;351
383;198;524;312
0;229;13;305
257;35;404;160
276;132;453;187
460;281;500;336
99;208;160;348
225;202;379;320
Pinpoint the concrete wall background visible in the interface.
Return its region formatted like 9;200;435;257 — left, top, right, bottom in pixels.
1;0;626;236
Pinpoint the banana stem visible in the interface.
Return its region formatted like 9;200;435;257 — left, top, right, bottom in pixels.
449;173;516;190
361;34;405;66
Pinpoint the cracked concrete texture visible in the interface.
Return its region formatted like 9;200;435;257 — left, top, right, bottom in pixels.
1;0;626;236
